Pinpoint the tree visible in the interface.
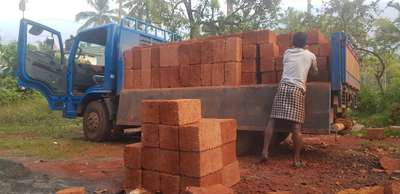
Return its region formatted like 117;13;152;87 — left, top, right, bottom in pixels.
123;0;186;35
115;0;127;21
355;47;389;94
373;18;400;52
277;7;317;33
352;0;400;94
203;0;282;36
372;1;400;51
75;0;118;32
320;0;380;47
0;42;18;76
187;0;282;37
123;0;281;38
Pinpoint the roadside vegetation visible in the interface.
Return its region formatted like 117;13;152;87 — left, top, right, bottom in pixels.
0;95;95;159
350;56;400;128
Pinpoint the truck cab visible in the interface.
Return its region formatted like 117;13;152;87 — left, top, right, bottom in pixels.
17;17;180;141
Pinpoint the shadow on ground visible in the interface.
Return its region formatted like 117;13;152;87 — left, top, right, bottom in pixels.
0;159;95;194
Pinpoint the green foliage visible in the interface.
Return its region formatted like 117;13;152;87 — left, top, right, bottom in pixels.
320;0;380;47
0;96;99;159
213;0;282;34
373;18;400;51
0;76;34;105
356;87;382;114
351;62;400;127
0;41;31;105
120;0;281;38
277;8;311;33
124;0;187;34
0;42;18;75
278;0;380;47
76;0;118;32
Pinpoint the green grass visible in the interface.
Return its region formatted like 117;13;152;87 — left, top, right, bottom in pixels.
0;96;104;159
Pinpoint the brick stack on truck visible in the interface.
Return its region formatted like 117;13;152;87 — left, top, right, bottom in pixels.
17;17;361;144
122;29;332;89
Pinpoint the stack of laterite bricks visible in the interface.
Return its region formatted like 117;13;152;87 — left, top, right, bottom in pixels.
123;29;331;90
124;35;243;89
275;30;331;82
123;99;240;193
241;30;278;85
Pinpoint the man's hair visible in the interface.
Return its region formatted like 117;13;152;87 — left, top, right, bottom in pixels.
293;32;307;48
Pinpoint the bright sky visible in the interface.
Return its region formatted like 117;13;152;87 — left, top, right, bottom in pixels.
0;0;395;43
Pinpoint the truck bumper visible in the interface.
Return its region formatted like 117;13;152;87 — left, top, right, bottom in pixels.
116;82;332;133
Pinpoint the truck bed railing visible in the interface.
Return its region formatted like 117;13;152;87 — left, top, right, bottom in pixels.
121;16;181;42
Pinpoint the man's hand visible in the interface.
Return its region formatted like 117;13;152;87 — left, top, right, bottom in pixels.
311;67;318;76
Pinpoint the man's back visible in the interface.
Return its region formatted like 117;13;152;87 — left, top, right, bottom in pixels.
280;48;317;91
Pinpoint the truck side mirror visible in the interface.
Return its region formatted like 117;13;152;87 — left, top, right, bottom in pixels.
28;25;44;36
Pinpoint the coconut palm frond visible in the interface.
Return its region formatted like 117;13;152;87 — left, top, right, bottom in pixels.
76;0;117;32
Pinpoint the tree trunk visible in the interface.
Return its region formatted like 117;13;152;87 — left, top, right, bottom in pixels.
227;0;233;15
355;47;386;95
183;0;200;38
118;0;122;21
375;73;385;94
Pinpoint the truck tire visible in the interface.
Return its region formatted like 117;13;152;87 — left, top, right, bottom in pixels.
83;101;112;142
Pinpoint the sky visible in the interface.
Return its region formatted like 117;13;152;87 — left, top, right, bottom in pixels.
0;0;397;43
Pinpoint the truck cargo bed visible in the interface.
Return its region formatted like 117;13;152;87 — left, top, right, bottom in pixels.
117;82;331;133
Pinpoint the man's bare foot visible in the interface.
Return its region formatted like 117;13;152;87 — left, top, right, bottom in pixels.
292;161;305;168
259;156;270;164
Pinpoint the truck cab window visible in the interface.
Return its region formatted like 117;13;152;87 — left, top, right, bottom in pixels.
25;24;66;95
73;41;105;94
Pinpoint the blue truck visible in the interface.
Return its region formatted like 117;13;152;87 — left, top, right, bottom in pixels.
17;17;361;144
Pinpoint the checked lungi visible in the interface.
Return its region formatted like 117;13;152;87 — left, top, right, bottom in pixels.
270;82;306;124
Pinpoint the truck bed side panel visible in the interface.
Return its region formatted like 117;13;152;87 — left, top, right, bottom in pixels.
116;83;331;133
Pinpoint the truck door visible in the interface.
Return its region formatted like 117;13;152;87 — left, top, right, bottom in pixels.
17;19;66;110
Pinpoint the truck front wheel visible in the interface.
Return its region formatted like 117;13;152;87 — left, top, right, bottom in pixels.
83;101;112;142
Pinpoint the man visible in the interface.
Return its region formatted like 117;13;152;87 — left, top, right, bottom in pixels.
261;32;318;167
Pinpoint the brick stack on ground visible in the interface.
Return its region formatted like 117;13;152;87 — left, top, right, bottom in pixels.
123;99;240;193
123;29;331;90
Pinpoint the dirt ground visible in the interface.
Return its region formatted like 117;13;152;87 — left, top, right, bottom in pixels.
1;134;400;194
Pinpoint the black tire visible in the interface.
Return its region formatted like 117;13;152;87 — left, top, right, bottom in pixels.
83;101;112;142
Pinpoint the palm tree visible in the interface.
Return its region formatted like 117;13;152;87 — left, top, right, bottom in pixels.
75;0;118;32
115;0;127;21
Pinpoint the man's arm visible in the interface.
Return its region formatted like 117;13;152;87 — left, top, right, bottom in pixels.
310;54;318;76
